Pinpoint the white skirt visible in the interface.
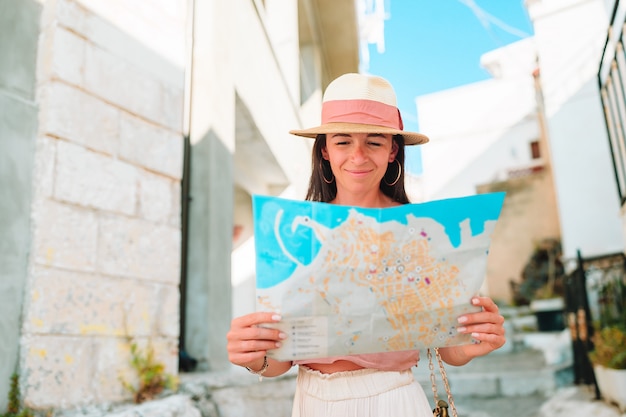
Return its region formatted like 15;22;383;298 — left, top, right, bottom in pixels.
292;366;433;417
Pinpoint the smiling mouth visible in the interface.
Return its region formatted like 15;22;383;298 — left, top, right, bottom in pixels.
346;169;373;177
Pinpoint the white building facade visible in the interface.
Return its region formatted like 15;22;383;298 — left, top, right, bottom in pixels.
416;0;624;301
418;39;541;202
527;0;623;260
0;0;359;413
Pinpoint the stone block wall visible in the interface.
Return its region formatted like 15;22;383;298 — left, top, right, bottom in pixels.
478;169;561;302
20;0;185;409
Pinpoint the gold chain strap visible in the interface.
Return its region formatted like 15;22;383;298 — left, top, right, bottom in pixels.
427;348;459;417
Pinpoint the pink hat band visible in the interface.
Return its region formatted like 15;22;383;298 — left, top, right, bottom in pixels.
321;99;404;130
289;73;429;145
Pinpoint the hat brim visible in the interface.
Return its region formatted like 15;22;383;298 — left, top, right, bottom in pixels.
289;122;429;145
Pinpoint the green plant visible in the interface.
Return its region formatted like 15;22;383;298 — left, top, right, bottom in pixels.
120;342;179;404
589;325;626;370
2;374;34;417
534;283;560;300
597;274;626;328
513;239;565;304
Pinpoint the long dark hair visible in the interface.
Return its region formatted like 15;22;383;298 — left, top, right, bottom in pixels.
305;134;410;204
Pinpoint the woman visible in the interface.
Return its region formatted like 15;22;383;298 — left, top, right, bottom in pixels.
227;73;505;416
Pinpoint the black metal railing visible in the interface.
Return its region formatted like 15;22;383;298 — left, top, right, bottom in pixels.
563;250;626;397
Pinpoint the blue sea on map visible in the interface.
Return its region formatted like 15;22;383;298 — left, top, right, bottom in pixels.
253;193;505;289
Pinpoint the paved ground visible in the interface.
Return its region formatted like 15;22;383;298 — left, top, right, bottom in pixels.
412;342;625;417
455;394;545;417
535;385;625;417
451;385;625;417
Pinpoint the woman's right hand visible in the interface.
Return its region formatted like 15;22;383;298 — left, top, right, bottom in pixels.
226;312;286;371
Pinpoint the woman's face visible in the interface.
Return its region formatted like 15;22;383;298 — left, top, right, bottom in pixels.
322;132;398;199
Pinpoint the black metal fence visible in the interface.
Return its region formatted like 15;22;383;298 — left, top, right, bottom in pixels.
563;250;626;397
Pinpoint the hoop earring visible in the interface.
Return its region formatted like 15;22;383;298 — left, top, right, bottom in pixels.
320;160;335;184
383;159;402;186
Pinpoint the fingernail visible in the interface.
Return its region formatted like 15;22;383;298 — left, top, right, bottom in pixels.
472;332;480;338
472;298;480;305
272;314;282;321
458;316;468;323
278;332;287;339
457;326;467;333
275;342;282;348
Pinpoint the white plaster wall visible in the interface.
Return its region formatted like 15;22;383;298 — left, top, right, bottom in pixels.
480;38;538;80
229;1;325;321
528;0;607;118
263;0;301;107
233;1;312;199
74;0;187;70
604;0;618;14
0;0;41;408
184;0;321;366
182;0;237;371
528;0;624;259
418;74;538;201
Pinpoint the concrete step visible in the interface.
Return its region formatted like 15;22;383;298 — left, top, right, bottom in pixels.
413;346;573;398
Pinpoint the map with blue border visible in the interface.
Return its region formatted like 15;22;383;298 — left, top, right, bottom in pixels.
252;193;505;361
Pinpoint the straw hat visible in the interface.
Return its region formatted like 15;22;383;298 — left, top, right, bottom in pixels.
289;73;429;145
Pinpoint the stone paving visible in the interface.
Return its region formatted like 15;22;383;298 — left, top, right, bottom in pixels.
437;387;625;417
417;350;548;417
454;393;545;417
410;334;625;417
51;340;626;417
55;374;626;417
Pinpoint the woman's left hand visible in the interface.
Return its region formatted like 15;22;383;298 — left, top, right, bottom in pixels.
439;296;506;366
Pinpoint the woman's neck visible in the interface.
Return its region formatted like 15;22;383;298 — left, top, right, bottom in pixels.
331;191;397;208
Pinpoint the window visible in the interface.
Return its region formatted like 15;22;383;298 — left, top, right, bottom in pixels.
530;140;541;159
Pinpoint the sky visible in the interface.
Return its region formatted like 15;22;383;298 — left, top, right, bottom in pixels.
363;0;535;174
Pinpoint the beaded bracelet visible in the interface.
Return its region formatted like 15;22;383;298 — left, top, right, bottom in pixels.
245;355;269;381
